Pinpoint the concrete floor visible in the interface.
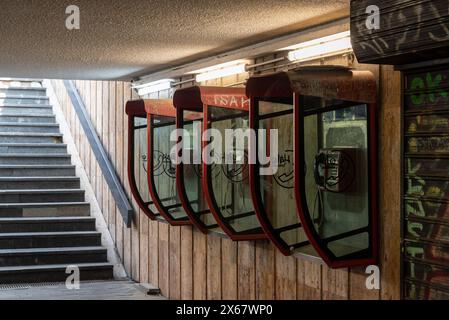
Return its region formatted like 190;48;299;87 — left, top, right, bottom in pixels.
0;280;166;300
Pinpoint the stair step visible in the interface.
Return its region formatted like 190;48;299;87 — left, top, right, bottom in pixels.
0;165;76;177
0;189;85;203
0;143;67;154
0;231;102;249
0;96;49;105
0;123;59;133
0;115;56;124
0;154;71;165
0;202;90;218
0;87;46;97
0;105;53;116
0;133;63;143
0;177;79;190
0;217;96;233
0;247;107;267
0;262;113;284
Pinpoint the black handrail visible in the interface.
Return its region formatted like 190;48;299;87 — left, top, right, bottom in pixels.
63;80;133;227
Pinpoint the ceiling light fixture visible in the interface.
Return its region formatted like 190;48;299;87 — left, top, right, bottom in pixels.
285;31;352;62
194;63;248;83
133;79;174;97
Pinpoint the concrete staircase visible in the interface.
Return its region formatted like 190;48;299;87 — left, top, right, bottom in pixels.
0;79;113;284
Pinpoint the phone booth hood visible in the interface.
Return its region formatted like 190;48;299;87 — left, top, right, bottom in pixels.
247;66;378;268
174;85;267;241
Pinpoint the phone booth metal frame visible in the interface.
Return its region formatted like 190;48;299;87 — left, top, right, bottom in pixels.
173;87;220;234
145;99;192;226
247;66;379;268
174;86;267;240
126;100;161;221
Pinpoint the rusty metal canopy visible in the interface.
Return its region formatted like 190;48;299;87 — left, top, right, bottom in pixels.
246;66;377;103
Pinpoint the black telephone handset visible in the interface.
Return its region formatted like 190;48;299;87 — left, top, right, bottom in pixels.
313;152;327;190
313;149;357;193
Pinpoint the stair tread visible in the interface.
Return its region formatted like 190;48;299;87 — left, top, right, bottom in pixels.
0;262;113;272
0;165;74;168
0;202;89;208
0;104;51;108
0;155;69;159
0;114;54;117
0;143;66;147
0;189;84;194
0;231;100;238
0;154;69;158
0;133;61;136
0;86;45;91
0;217;94;222
0;95;48;99
0;177;78;181
0;123;58;127
0;246;105;255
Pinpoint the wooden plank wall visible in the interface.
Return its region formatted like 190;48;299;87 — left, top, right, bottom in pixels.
49;59;401;300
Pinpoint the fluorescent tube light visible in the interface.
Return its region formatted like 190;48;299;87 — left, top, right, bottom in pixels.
134;79;174;96
286;31;352;62
195;63;247;83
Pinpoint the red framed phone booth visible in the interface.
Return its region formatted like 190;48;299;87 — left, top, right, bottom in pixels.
126;100;161;221
174;86;267;240
247;66;378;268
145;99;192;226
173;87;220;234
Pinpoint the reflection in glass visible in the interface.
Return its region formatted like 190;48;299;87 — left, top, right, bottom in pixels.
301;102;370;258
150;115;189;221
208;106;262;234
182;110;219;230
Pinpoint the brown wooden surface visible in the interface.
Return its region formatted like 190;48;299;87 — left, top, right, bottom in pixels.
49;56;401;300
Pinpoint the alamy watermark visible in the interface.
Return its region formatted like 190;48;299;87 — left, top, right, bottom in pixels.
365;5;380;30
65;265;80;290
170;125;279;176
66;5;80;30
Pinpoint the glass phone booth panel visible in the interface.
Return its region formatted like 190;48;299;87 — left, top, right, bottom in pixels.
146;100;191;226
248;67;378;268
173;87;221;234
199;86;266;241
125;100;160;220
250;97;311;255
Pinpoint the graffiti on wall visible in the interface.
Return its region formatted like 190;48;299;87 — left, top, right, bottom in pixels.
351;0;449;64
404;69;449;299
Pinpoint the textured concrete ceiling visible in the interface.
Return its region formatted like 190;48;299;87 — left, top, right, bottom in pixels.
0;0;348;80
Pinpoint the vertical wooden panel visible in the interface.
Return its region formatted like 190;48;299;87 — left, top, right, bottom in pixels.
349;268;380;300
238;242;256;300
379;65;401;300
322;266;349;300
193;229;207;299
102;82;110;228
108;82;117;242
115;82;124;262
169;226;181;299
255;241;275;300
122;82;132;276
131;87;140;281
221;239;238;300
159;223;170;297
180;226;193;300
207;235;221;300
297;260;322;300
148;220;159;286
275;252;297;300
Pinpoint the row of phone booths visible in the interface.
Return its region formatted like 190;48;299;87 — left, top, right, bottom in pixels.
126;66;378;269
